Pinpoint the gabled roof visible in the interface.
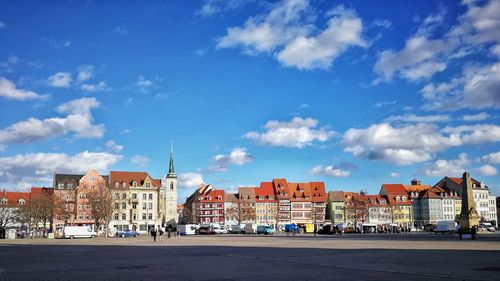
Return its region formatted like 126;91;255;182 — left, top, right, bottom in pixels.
0;191;30;207
225;193;238;203
238;187;256;201
403;184;431;193
310;182;327;202
447;177;487;189
199;189;225;203
328;191;344;202
272;178;290;199
256;182;276;202
419;189;441;199
289;182;311;202
380;184;407;194
109;171;159;188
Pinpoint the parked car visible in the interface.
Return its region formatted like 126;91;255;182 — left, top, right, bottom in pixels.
317;225;335;235
198;226;215;235
213;225;228;234
480;222;495;232
284;223;299;233
432;221;456;234
116;230;138;237
256;225;274;235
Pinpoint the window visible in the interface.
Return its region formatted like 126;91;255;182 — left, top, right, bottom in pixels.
115;182;119;188
122;203;126;209
142;203;146;209
0;198;7;204
85;205;89;209
79;194;85;199
402;196;407;202
65;195;70;201
78;215;83;220
78;205;83;210
148;213;153;220
122;193;127;200
122;182;126;188
122;213;126;220
90;176;95;181
170;182;174;190
132;193;137;199
149;194;153;200
142;213;146;220
58;183;64;189
132;181;137;187
142;194;147;200
148;203;153;209
133;214;137;220
67;184;73;188
132;203;137;209
114;203;119;209
18;199;25;205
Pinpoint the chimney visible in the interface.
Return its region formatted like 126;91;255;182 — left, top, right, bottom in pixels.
411;178;421;185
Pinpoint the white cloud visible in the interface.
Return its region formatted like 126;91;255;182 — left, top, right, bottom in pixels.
492;44;500;57
276;5;367;70
384;114;450;123
217;1;365;70
131;155;150;167
441;124;500;144
0;97;104;145
475;164;498;176
481;151;500;164
374;35;449;82
178;172;204;189
452;0;500;45
371;19;391;29
422;153;470;177
462;112;490;121
373;100;396;108
47;72;72;88
77;65;94;82
342;123;460;165
310;165;350;177
80;81;108;92
208;147;252;172
390;172;400;178
197;0;247;17
0;21;5;29
0;151;121;190
106;140;124;153
136;76;153;94
245;117;335;148
0;77;47;101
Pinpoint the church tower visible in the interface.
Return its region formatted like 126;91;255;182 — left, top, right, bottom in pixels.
163;142;178;228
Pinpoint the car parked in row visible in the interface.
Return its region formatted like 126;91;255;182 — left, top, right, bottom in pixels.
116;230;138;237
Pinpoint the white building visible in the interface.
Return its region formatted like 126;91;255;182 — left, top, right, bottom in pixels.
161;144;178;229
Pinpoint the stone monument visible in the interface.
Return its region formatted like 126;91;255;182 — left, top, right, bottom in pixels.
457;172;480;229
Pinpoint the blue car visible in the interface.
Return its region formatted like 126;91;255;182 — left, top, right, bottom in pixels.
116;230;138;237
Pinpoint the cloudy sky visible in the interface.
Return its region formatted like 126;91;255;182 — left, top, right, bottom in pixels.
1;0;499;201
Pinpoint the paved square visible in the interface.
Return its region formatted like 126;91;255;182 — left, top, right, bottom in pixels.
1;233;499;281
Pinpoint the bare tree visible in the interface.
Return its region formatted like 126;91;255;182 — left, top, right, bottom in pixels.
18;199;44;238
239;199;256;223
345;193;369;231
0;204;18;238
87;188;113;237
53;192;74;226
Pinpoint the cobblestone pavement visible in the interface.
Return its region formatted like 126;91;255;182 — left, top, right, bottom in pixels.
1;234;499;281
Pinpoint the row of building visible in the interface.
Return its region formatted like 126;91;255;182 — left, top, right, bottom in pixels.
0;148;179;236
181;176;498;231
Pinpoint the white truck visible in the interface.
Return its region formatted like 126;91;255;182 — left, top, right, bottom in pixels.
63;226;97;239
177;224;197;235
433;221;457;234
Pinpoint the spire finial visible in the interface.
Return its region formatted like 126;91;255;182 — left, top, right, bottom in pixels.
168;141;175;176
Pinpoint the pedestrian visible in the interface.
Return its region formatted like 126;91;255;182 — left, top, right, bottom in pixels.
176;229;180;238
151;228;157;242
158;228;164;242
167;229;171;238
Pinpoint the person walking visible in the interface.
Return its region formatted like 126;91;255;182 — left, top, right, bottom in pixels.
158;228;164;242
151;228;157;242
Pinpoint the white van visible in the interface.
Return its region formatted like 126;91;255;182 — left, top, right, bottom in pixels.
63;226;97;239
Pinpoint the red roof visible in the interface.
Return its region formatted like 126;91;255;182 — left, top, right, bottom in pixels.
1;191;30;207
310;182;327;202
289;182;312;202
199;189;225;203
381;184;407;194
272;178;290;199
109;171;160;188
419;189;441;199
256;182;277;202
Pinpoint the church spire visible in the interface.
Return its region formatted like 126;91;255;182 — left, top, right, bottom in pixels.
168;141;176;177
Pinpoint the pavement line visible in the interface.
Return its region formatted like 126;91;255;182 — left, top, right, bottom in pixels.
223;254;494;281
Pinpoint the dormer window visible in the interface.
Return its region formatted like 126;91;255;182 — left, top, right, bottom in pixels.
269;196;273;200
259;196;264;200
132;181;137;187
1;198;7;204
18;199;25;205
395;196;400;202
115;182;119;188
402;196;407;202
380;200;386;205
145;183;150;188
58;183;64;189
90;176;95;181
122;182;126;188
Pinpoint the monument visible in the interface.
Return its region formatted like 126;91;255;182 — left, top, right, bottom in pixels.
457;172;480;229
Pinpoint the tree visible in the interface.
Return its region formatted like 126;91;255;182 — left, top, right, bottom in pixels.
0;204;18;238
18;198;46;238
345;193;369;231
87;188;113;237
238;199;256;223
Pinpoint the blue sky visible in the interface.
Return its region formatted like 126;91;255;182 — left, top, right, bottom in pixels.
1;0;499;201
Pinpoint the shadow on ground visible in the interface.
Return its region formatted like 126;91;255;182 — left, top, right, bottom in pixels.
1;244;499;281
